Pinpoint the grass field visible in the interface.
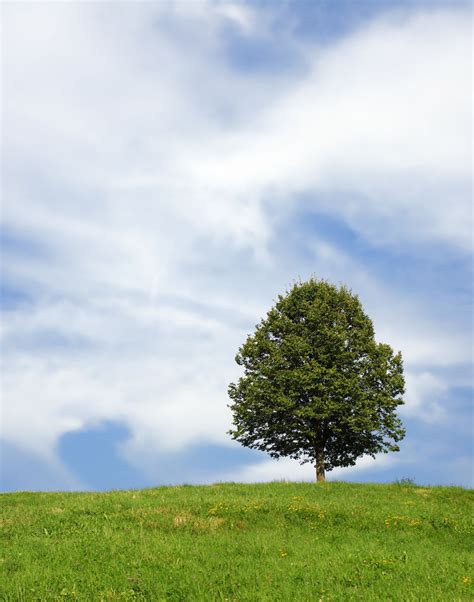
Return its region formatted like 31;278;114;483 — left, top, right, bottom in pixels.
1;481;472;601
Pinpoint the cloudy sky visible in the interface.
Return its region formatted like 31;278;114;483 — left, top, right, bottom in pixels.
2;0;472;491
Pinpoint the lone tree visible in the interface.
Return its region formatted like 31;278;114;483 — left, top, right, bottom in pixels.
228;278;405;482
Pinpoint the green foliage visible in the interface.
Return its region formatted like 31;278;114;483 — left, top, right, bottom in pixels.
1;483;472;601
228;279;405;475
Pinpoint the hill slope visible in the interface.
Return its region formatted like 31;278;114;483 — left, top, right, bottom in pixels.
1;481;472;601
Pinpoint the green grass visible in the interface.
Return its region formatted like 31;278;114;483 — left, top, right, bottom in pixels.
1;481;472;601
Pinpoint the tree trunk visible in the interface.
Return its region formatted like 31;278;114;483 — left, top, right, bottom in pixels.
315;442;325;483
316;463;325;483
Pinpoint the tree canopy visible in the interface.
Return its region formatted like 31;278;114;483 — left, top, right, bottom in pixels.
228;278;405;482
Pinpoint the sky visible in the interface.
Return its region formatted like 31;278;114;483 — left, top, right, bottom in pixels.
1;0;472;492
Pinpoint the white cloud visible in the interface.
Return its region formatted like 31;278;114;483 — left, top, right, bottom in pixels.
402;371;448;421
184;9;472;250
223;454;397;484
1;2;472;481
214;2;257;33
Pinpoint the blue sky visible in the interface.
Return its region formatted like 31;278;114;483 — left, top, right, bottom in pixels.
1;0;472;492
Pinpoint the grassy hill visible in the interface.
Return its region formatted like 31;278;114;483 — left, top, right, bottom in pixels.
1;481;472;601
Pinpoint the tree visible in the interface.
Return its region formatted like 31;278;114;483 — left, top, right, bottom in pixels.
228;278;405;482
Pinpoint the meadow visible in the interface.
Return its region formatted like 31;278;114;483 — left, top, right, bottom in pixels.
1;481;472;601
